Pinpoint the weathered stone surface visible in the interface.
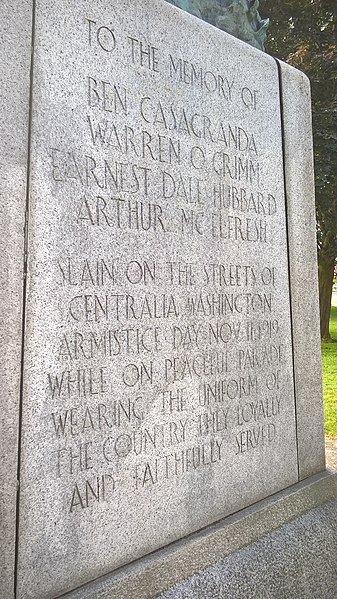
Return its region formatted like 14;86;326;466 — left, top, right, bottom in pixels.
0;0;325;597
277;61;325;480
0;2;32;598
61;471;337;599
15;1;299;597
157;497;337;599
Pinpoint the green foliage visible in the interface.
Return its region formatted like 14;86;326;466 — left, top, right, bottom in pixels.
321;305;337;438
260;0;337;265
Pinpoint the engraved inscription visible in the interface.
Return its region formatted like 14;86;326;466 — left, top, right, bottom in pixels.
24;0;296;558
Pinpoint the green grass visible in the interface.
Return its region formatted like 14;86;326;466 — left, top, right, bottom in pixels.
322;305;337;439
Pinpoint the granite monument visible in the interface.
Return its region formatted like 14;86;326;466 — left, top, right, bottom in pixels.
0;1;335;598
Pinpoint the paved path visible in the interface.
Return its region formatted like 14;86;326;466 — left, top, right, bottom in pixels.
331;291;337;308
325;438;337;470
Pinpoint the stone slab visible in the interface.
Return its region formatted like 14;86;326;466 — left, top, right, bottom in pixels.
10;0;323;597
158;498;337;599
0;2;33;598
61;470;337;599
0;0;322;599
277;60;325;480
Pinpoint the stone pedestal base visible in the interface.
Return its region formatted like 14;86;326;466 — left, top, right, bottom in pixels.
62;470;337;599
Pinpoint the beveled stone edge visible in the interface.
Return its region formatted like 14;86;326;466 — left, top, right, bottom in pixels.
60;470;337;599
277;60;326;480
0;2;34;598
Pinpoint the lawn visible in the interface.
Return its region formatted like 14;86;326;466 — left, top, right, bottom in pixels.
322;304;337;439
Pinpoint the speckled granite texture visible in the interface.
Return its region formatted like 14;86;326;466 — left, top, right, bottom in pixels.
0;1;328;598
157;499;337;599
62;471;337;599
0;2;32;598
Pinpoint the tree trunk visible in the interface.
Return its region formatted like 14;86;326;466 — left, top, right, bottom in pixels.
318;250;335;340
